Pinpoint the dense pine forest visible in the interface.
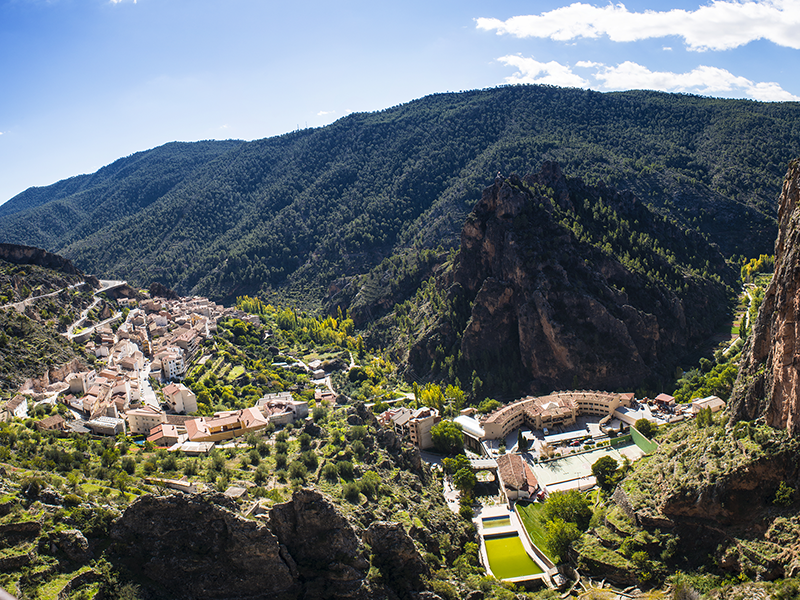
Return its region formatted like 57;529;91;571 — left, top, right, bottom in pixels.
0;85;799;309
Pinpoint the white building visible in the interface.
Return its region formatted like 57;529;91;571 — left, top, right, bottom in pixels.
4;396;28;421
162;382;198;414
379;406;440;450
692;396;726;414
126;405;167;435
86;416;126;436
154;347;185;381
68;370;97;396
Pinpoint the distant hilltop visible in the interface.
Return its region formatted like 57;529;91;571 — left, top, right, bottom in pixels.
0;242;83;276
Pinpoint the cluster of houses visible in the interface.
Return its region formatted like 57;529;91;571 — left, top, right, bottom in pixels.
3;293;303;447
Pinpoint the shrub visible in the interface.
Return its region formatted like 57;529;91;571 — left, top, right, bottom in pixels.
322;463;339;482
542;490;592;531
121;457;136;475
352;440;366;458
359;471;381;498
544;518;581;563
289;461;307;481
775;481;795;506
342;481;360;502
253;464;270;485
635;418;655;438
337;460;354;480
63;493;82;507
300;450;318;470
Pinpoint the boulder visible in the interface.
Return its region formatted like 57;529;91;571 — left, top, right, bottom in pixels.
111;493;298;600
55;529;91;562
363;521;429;598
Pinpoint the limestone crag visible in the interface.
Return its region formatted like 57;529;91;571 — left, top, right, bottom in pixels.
110;488;432;600
269;488;371;600
413;163;732;393
111;493;299;600
363;522;429;598
0;243;83;276
731;159;800;435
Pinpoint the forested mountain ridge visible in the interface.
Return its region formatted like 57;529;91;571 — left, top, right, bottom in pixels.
368;163;736;396
1;85;799;306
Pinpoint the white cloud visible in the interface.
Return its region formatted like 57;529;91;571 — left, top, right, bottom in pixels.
497;55;590;87
594;61;800;100
477;0;800;51
317;110;335;116
498;55;800;101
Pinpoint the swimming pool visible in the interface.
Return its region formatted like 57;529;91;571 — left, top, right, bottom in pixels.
482;515;511;529
484;532;543;579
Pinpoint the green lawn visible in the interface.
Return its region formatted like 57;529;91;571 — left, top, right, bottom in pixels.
515;502;557;562
484;534;543;579
226;365;245;381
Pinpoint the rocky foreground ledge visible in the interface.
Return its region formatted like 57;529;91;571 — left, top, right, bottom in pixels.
111;488;433;600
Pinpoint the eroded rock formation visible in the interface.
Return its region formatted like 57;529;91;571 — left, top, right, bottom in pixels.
411;163;732;394
111;493;299;599
0;243;82;275
731;159;800;434
111;488;433;600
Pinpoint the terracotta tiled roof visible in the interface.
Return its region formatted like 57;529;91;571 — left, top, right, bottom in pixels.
497;453;538;492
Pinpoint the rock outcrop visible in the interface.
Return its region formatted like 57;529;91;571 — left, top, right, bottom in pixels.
111;493;299;600
363;521;429;598
410;163;733;394
110;488;433;600
730;159;800;435
269;488;371;599
0;243;83;275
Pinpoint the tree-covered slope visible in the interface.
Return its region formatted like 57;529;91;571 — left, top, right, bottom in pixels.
1;86;798;304
368;164;736;396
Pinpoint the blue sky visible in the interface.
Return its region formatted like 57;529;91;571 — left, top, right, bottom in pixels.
1;0;798;204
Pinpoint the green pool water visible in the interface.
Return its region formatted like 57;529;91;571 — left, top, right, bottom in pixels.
482;516;511;528
484;534;543;579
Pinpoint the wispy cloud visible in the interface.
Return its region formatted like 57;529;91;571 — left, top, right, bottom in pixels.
497;55;800;101
317;110;335;116
109;0;137;4
477;1;800;51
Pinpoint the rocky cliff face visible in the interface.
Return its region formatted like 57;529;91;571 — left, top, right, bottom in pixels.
0;243;83;276
408;163;732;394
730;159;800;434
111;488;432;600
111;493;299;600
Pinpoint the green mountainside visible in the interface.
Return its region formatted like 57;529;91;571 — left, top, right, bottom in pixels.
367;164;736;396
1;86;799;307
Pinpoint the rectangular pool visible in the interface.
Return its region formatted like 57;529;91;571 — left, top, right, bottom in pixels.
482;516;511;529
484;533;543;579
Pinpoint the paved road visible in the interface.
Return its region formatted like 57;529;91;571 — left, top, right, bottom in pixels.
0;281;89;312
61;279;127;339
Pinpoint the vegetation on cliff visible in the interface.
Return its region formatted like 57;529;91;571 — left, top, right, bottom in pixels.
370;165;736;397
0;257;98;396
